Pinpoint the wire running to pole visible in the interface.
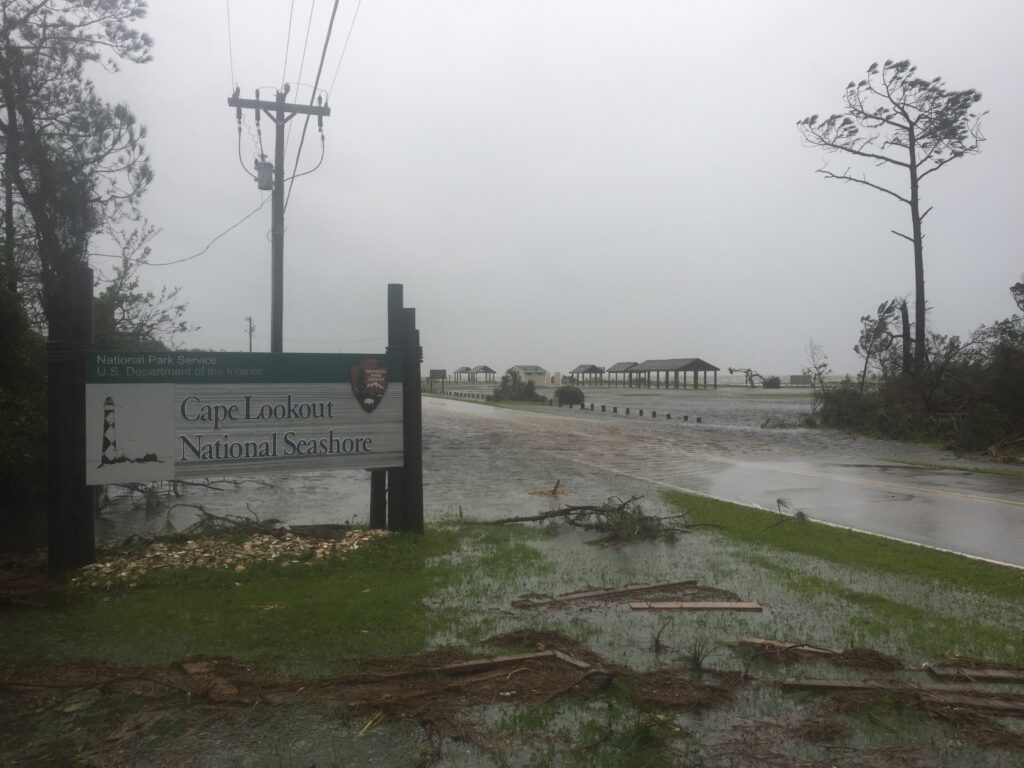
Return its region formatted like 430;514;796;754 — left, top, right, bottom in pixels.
149;197;270;266
225;0;237;88
284;0;341;212
328;0;364;99
286;0;318;154
281;0;296;88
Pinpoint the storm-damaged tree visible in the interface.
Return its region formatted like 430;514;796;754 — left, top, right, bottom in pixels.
0;0;154;336
853;298;900;393
798;60;985;378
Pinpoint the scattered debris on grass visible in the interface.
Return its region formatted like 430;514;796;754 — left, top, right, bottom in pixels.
71;518;389;589
832;647;904;672
489;495;719;544
0;629;739;763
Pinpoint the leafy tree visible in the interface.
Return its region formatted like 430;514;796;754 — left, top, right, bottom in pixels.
492;368;546;403
0;0;153;337
1012;274;1024;312
798;60;985;375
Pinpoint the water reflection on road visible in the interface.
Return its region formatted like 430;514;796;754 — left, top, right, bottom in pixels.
97;390;1024;568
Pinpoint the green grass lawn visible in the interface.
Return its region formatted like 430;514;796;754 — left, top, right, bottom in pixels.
1;528;468;674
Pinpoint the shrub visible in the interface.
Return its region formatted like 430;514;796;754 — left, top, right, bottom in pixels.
554;385;584;405
762;376;781;389
492;369;546;403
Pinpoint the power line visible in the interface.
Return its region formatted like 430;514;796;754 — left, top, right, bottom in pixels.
281;0;296;88
286;0;318;155
327;0;365;99
148;197;270;267
284;0;341;212
225;0;236;88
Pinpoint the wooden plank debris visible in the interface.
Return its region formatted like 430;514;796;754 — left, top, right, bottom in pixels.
439;651;593;676
630;601;763;612
738;637;838;657
927;666;1024;684
514;580;698;609
781;677;1024;717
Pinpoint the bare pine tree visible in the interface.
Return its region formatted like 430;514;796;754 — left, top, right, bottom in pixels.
798;60;985;376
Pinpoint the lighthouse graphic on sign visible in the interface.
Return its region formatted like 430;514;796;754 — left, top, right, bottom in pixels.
96;394;161;468
100;396;119;465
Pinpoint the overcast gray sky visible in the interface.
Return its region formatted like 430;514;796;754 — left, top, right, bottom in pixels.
91;0;1023;377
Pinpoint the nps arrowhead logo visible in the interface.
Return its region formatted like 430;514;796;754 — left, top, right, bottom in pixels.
351;358;389;413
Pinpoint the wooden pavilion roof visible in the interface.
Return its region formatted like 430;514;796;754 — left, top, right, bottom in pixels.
453;366;472;373
607;362;638;373
569;364;605;374
470;365;496;374
634;358;720;372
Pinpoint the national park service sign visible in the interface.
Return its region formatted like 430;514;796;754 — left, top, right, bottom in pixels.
351;358;389;413
85;351;404;484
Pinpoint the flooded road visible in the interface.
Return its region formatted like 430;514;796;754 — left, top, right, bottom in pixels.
425;391;1024;567
98;387;1024;567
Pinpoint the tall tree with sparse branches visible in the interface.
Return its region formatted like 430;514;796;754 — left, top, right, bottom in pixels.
798;60;985;376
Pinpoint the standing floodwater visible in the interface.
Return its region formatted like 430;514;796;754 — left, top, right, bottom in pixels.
97;389;1024;567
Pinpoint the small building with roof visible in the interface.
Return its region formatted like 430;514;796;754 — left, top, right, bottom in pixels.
452;366;472;383
510;364;548;387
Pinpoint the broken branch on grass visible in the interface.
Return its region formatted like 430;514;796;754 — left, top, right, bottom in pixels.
488;496;717;544
631;601;764;612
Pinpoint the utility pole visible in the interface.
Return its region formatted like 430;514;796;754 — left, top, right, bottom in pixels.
228;85;330;353
245;315;255;352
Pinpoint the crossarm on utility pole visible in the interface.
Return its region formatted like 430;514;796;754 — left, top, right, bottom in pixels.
227;96;331;118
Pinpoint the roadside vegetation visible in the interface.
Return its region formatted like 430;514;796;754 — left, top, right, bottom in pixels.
809;293;1024;457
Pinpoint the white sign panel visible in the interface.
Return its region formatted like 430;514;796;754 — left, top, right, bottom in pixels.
86;352;403;484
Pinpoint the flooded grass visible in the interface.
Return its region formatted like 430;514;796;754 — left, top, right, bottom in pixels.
665;489;1024;602
5;509;1024;766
